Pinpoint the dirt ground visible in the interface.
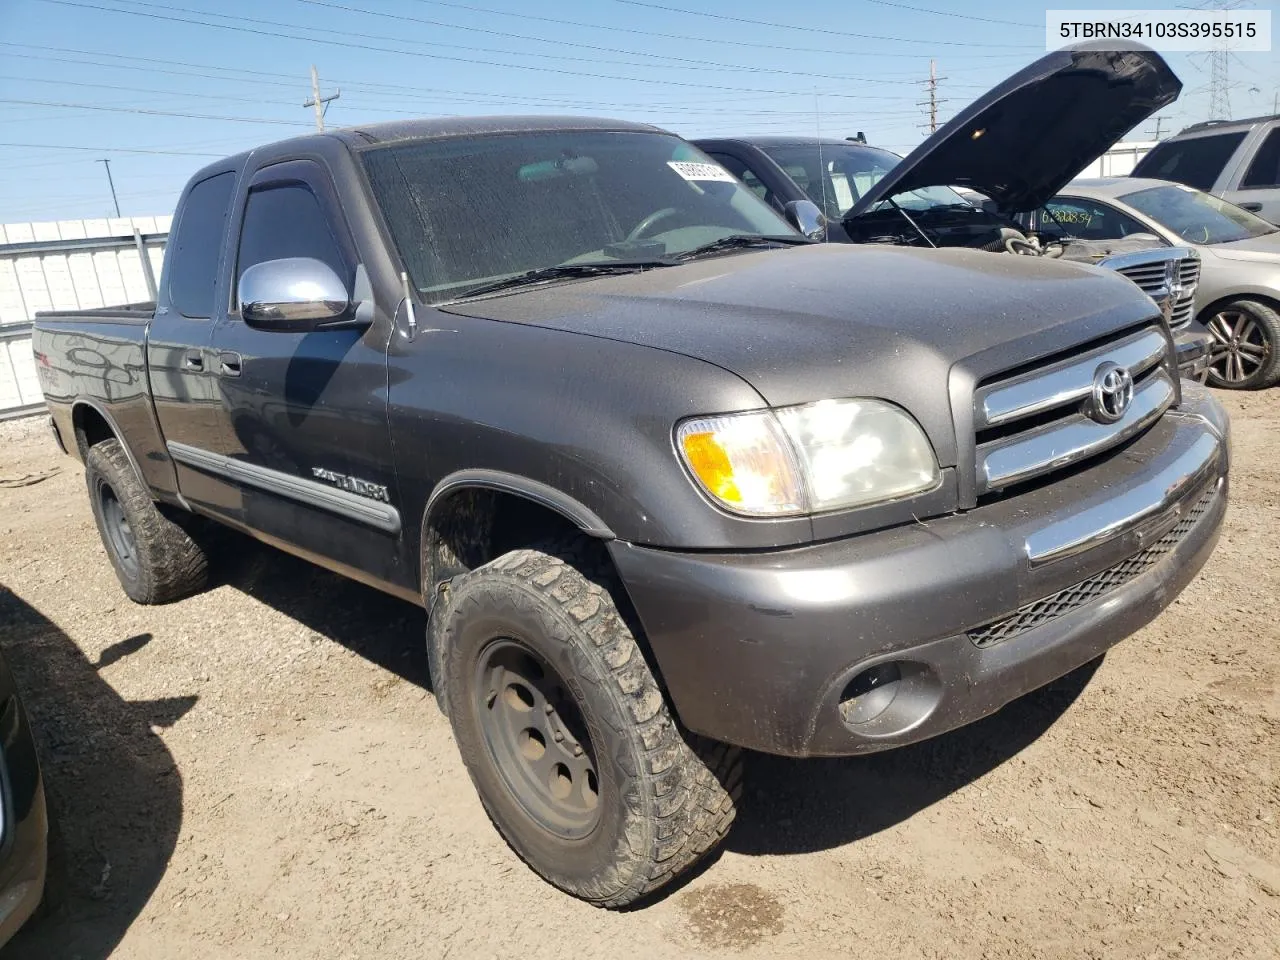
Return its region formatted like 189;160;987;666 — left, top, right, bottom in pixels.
0;390;1276;960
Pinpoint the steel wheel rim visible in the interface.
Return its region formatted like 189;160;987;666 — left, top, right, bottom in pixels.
1208;310;1270;384
99;482;139;579
474;638;601;840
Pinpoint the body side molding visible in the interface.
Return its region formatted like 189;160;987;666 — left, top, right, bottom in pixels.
167;441;402;534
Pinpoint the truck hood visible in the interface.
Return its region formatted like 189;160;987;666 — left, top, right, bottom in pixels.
847;41;1181;217
440;244;1158;466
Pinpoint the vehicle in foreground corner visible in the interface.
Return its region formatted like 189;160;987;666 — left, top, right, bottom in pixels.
33;114;1229;907
694;41;1215;381
1024;179;1280;390
1132;114;1280;225
0;645;48;944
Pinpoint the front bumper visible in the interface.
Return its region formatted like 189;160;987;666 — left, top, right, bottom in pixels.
611;390;1229;757
1174;324;1214;383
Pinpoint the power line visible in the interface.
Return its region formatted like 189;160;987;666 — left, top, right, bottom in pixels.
0;98;307;126
404;0;1036;61
0;142;231;157
609;0;1041;47
0;71;301;108
861;0;1040;28
293;0;946;85
35;0;994;101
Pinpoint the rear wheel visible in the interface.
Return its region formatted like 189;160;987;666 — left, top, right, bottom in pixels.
1204;299;1280;390
85;439;209;604
429;538;741;907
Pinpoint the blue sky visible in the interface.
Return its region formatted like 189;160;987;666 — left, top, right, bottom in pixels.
1;0;1277;223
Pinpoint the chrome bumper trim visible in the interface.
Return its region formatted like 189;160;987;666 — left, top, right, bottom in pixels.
1023;428;1223;566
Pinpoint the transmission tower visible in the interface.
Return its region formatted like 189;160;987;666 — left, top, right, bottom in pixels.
1196;0;1249;121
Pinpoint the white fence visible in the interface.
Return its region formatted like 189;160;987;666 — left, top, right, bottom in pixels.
1077;141;1158;179
0;216;169;419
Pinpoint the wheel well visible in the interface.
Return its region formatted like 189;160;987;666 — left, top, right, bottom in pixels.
72;403;115;459
1197;292;1280;325
421;487;604;603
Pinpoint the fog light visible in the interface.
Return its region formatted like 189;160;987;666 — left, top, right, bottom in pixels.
839;662;903;725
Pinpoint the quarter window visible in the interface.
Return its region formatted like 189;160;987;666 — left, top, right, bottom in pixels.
167;171;235;318
1131;132;1246;191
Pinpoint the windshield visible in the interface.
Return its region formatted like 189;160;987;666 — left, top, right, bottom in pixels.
360;130;796;301
1119;184;1278;245
757;143;969;219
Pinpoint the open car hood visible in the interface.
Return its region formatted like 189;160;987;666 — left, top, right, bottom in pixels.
846;41;1181;218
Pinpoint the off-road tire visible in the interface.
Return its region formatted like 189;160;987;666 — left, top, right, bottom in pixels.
85;439;208;604
429;538;742;907
1204;298;1280;390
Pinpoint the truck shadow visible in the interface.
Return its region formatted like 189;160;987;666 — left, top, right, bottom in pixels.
0;587;194;960
727;658;1101;857
213;532;432;691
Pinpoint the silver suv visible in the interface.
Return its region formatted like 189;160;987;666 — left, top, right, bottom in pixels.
1133;114;1280;225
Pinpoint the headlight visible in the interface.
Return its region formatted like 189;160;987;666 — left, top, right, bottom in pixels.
677;399;939;517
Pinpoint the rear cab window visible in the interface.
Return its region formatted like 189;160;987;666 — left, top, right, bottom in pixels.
1132;132;1247;191
167;172;236;319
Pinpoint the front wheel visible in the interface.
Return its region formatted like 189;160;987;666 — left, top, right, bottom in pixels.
1204;299;1280;390
430;539;741;907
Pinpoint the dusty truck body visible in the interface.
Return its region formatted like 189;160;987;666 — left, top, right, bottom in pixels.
33;115;1229;907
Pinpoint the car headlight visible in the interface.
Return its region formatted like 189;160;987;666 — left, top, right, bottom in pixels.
677;399;940;517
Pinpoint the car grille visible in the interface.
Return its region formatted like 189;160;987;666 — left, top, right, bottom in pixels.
967;485;1217;648
1113;256;1200;332
972;324;1176;496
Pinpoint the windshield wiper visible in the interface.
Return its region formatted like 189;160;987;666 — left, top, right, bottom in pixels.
451;261;663;300
664;234;811;262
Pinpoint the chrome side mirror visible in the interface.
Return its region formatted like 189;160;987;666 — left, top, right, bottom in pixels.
783;199;827;241
238;257;351;331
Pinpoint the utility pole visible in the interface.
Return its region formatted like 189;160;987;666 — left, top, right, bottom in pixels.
917;60;947;134
1150;116;1167;141
304;65;340;132
98;158;121;218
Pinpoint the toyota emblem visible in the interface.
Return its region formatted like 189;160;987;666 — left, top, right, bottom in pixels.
1089;362;1134;424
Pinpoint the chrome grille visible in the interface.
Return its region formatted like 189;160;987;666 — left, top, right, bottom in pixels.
967;486;1217;648
1169;258;1201;331
1111;253;1201;332
973;325;1175;495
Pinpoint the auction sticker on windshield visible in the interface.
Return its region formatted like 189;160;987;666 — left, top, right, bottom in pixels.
668;161;737;183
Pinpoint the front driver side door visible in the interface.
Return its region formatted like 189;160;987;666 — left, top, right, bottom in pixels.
202;160;405;591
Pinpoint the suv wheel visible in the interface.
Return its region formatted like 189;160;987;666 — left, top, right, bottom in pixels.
429;538;741;907
1205;299;1280;389
85;439;209;604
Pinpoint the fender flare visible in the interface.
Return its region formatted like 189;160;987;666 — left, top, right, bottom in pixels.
423;469;615;540
71;398;147;488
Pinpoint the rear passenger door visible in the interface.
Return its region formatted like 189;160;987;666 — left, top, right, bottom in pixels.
1224;125;1280;224
202;160;404;589
148;169;237;511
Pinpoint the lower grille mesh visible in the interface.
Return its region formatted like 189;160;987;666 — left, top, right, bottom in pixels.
967;486;1218;648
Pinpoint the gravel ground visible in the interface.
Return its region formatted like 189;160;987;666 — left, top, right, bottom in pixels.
0;391;1277;960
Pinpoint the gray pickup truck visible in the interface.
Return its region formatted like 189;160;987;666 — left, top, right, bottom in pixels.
33;115;1230;907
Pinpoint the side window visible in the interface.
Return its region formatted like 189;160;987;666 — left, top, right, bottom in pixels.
1043;199;1146;241
706;152;772;204
235;181;349;291
1240;129;1280;189
167;171;236;319
1131;132;1246;191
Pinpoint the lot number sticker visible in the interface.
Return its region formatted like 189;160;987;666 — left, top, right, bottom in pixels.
667;161;737;183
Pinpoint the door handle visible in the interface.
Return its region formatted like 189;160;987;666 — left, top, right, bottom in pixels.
218;352;243;378
182;352;203;371
1239;201;1263;212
